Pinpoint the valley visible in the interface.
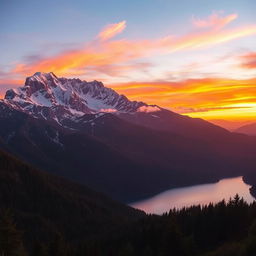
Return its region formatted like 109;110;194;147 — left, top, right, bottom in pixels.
2;1;256;254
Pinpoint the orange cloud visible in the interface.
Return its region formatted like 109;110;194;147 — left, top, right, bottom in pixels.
192;12;238;29
10;14;256;79
157;25;256;52
0;79;23;98
98;21;126;41
110;77;256;121
3;13;256;121
240;52;256;69
1;74;256;122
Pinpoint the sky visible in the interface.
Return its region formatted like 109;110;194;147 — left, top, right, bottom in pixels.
1;0;256;121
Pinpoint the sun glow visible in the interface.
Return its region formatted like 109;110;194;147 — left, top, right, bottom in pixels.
1;11;256;122
109;78;256;121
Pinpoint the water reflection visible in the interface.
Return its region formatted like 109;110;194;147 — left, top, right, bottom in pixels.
131;176;255;215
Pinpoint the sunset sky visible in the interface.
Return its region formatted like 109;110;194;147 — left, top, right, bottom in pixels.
1;0;256;121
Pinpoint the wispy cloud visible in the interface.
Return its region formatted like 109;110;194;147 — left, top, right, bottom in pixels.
110;77;256;119
9;12;256;79
137;105;161;113
2;12;256;121
98;21;127;41
0;79;23;98
176;106;251;114
192;12;238;29
239;51;256;69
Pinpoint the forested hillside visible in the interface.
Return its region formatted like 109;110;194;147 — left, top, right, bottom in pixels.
0;149;143;255
1;148;256;255
2;194;256;255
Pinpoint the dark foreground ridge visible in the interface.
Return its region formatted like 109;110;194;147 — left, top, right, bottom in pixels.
0;148;144;253
1;149;256;255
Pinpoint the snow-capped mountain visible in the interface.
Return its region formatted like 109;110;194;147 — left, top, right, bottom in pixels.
2;72;149;126
1;72;256;202
0;72;228;137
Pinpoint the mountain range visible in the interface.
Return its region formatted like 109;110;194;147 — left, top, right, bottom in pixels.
234;122;256;136
1;72;256;202
208;119;253;131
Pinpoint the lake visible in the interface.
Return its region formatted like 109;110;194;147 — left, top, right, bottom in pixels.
131;176;255;214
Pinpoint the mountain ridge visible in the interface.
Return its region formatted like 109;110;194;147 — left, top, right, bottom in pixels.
3;72;148;124
235;122;256;136
0;147;144;247
1;72;256;202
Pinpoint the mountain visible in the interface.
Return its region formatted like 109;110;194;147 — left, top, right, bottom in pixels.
1;72;231;138
3;72;146;125
235;122;256;136
1;72;256;202
0;147;143;248
207;119;253;131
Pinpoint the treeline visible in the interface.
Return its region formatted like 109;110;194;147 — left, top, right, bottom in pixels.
1;195;256;256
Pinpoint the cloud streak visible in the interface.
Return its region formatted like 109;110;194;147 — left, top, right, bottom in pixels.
2;12;256;121
0;79;23;98
9;12;256;79
98;21;127;41
192;12;238;29
137;105;161;113
110;77;256;120
240;51;256;69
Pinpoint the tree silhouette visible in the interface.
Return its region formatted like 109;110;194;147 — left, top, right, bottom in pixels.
32;240;48;256
0;209;27;256
48;233;69;256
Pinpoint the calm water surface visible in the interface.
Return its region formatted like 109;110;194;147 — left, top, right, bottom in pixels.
131;176;255;214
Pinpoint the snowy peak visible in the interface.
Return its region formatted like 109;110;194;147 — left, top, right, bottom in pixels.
25;72;59;90
2;72;152;127
4;72;146;113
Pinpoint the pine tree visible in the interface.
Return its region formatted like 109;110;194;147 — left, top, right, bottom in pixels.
119;242;134;256
48;233;68;256
32;241;48;256
0;208;27;256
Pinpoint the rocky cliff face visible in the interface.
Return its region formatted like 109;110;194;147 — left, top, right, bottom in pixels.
2;72;147;128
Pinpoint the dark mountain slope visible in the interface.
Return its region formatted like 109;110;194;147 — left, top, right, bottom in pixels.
0;148;143;246
0;106;168;201
2;72;256;202
119;108;235;141
2;106;256;202
235;122;256;136
2;159;256;256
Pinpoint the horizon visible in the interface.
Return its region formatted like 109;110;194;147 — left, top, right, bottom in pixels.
2;2;256;254
1;0;256;122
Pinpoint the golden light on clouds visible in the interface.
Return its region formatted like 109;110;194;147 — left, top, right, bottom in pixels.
1;12;256;121
110;78;256;121
10;13;256;78
240;52;256;69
